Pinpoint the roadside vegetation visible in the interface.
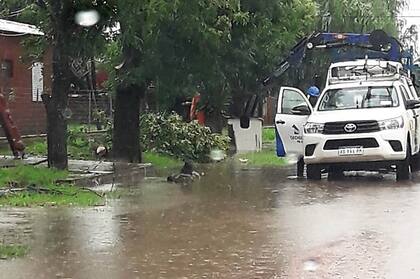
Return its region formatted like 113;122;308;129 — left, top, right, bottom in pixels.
140;113;230;162
263;128;276;143
0;165;102;207
0;0;405;170
237;150;286;168
0;244;29;260
143;152;183;170
1;119;228;170
235;127;285;167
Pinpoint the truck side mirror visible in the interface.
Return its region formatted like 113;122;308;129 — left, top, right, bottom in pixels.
291;105;311;116
406;99;420;110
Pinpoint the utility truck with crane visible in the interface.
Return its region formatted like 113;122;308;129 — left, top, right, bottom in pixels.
265;30;420;181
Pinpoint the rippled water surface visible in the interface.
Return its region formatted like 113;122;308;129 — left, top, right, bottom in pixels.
2;164;420;278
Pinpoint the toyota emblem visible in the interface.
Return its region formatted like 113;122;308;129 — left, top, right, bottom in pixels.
344;123;357;133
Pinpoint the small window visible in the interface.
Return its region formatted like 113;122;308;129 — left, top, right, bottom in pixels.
0;60;13;78
32;62;44;102
281;89;307;114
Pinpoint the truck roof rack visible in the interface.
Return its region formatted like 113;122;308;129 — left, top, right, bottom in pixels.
327;59;408;85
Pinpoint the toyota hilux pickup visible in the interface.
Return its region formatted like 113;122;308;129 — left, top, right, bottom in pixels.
275;59;420;180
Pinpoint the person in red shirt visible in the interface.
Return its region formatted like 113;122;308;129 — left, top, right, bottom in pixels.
189;93;206;125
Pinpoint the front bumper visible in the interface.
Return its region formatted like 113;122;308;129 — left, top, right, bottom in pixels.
304;129;407;165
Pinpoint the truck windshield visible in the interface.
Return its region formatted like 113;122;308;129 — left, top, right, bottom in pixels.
318;86;399;111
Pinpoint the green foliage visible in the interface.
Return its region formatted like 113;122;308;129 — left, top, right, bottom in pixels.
239;150;286;167
67;125;94;160
0;189;101;207
25;141;47;156
67;125;109;160
0;165;102;207
0;165;67;188
140;113;230;162
14;125;109;160
0;244;29;259
263;128;276;143
143;152;183;169
317;0;404;35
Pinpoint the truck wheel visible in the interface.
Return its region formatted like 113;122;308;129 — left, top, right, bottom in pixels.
307;164;321;180
410;153;420;172
397;140;411;181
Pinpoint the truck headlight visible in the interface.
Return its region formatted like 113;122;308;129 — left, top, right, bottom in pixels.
378;116;404;130
304;122;325;134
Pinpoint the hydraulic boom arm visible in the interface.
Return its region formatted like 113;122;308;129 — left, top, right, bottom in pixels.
263;30;413;87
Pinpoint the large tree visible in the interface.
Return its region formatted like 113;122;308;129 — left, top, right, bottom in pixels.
318;0;405;34
1;0;112;169
109;0;249;160
132;0;318;131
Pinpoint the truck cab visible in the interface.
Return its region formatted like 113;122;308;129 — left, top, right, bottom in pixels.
275;59;420;181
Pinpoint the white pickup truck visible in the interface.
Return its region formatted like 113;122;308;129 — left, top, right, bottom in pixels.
275;59;420;181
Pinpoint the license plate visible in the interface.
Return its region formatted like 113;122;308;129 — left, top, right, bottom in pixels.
338;146;364;156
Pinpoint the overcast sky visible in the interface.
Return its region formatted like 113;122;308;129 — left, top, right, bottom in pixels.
401;0;420;31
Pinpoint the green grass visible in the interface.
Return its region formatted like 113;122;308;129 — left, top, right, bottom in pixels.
238;149;286;167
23;139;94;160
0;244;29;259
0;165;68;188
0;165;102;207
263;128;276;143
143;152;183;169
25;141;47;156
0;189;102;207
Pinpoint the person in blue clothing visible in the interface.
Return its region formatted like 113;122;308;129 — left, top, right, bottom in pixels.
295;85;320;178
307;85;320;107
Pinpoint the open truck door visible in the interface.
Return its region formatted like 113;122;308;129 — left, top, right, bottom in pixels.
275;87;312;158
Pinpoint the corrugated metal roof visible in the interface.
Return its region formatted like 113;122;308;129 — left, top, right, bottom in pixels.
0;19;44;36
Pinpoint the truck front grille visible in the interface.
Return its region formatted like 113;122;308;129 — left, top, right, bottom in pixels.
324;138;379;150
323;121;380;135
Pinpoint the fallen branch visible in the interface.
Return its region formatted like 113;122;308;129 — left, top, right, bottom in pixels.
81;187;104;198
30;159;48;166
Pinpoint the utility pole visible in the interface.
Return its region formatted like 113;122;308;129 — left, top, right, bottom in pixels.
322;0;331;32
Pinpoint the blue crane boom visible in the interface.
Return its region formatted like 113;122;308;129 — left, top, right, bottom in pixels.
263;30;414;87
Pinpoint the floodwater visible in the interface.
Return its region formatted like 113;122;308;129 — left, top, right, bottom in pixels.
2;164;420;278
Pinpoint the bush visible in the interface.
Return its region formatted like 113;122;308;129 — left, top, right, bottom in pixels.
67;125;110;160
140;113;230;162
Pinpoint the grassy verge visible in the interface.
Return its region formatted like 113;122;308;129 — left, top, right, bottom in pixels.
237;149;286;167
143;152;183;169
0;165;102;207
0;244;29;259
263;127;276;143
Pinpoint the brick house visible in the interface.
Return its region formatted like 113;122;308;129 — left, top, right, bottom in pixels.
0;19;51;136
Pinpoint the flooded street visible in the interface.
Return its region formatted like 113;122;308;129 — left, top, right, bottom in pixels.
2;164;420;278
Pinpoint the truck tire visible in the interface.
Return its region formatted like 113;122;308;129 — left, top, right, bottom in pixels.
410;152;420;172
397;140;411;181
307;164;321;180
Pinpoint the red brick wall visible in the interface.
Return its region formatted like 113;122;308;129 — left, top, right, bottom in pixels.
0;35;50;136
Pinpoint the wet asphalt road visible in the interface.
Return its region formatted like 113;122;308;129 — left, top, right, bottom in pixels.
1;163;420;278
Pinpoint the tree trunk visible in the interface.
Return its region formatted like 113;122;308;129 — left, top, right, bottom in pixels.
42;1;71;170
44;100;68;169
42;45;70;169
112;84;143;163
230;89;252;118
206;108;225;133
